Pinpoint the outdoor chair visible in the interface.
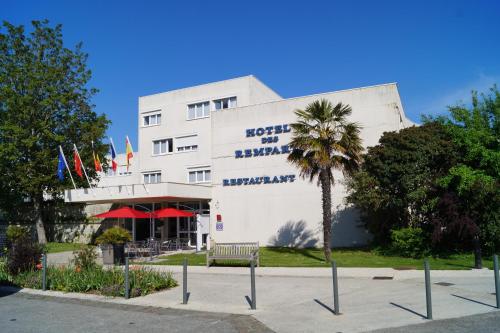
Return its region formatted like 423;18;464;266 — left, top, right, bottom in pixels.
125;242;139;258
145;239;160;256
160;240;173;252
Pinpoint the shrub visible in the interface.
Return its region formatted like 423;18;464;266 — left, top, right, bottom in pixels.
72;246;98;270
0;258;12;285
0;260;177;298
390;227;429;258
6;225;28;243
96;227;131;245
6;236;44;275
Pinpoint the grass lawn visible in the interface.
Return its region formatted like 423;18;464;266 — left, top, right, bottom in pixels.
148;247;494;270
45;242;90;253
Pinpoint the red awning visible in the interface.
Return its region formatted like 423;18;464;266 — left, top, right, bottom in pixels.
94;207;152;219
153;207;194;218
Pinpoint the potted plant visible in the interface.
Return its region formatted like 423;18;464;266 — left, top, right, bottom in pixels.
96;227;131;265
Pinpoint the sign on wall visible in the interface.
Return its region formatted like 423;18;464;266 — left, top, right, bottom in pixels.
216;214;223;231
223;124;296;187
234;124;291;158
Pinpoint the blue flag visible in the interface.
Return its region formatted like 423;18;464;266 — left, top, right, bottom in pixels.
57;150;65;181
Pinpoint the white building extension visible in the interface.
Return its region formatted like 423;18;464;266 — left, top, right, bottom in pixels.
65;75;412;248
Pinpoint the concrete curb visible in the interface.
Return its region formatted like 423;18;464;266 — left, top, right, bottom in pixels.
139;265;495;280
0;285;131;304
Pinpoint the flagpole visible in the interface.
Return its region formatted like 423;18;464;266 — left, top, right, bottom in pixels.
59;146;77;190
73;143;95;196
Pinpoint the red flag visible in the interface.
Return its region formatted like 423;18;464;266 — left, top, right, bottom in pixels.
74;149;83;178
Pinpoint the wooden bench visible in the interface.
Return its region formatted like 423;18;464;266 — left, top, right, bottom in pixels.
206;242;260;267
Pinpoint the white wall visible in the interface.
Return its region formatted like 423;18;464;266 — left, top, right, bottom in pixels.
210;83;408;247
137;76;281;185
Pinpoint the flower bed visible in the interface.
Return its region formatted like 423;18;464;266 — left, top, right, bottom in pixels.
0;259;177;297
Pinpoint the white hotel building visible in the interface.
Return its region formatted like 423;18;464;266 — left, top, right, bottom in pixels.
65;75;412;248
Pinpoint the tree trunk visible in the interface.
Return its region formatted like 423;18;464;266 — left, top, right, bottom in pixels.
33;196;47;244
320;170;332;262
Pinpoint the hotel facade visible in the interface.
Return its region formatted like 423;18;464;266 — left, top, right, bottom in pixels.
65;76;412;248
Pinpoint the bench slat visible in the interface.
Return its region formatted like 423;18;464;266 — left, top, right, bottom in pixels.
207;242;259;267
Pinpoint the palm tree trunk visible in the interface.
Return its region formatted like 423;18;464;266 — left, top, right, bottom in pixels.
33;195;47;244
320;170;332;262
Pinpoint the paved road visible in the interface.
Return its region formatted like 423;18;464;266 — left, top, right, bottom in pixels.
0;290;273;333
370;311;500;333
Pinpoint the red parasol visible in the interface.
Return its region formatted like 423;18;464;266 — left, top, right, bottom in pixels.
153;207;194;218
94;207;152;219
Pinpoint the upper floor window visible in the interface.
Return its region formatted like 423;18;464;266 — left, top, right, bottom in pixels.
143;112;161;126
187;101;210;120
213;97;237;110
176;135;198;153
188;169;211;183
143;172;161;184
152;138;173;155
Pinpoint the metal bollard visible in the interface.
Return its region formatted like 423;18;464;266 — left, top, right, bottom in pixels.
124;257;130;299
42;253;47;291
332;260;340;315
182;258;188;304
424;259;432;320
494;254;500;309
250;260;256;310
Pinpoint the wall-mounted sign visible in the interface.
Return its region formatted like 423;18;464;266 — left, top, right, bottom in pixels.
223;174;296;186
216;222;223;231
224;124;296;187
235;145;290;158
235;124;292;159
245;124;291;137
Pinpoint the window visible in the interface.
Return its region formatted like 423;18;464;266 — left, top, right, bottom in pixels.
176;135;198;152
143;172;161;184
187;101;210;120
213;97;237;110
188;169;211;183
152;138;173;155
143;112;161;126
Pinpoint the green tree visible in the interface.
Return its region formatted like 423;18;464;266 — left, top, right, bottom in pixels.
288;99;363;262
346;122;458;245
0;20;110;243
433;87;500;255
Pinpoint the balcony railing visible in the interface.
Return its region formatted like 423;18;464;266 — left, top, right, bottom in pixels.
65;181;212;203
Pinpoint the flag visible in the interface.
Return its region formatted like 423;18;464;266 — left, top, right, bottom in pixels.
125;136;134;170
91;141;103;172
73;146;83;178
57;146;77;189
94;153;102;172
57;149;65;181
109;138;118;172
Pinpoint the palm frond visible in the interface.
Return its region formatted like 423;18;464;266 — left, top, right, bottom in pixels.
288;99;363;184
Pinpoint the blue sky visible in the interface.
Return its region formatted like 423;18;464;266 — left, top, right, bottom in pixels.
4;0;500;152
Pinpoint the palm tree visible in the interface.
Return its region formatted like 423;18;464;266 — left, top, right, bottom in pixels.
288;99;363;262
